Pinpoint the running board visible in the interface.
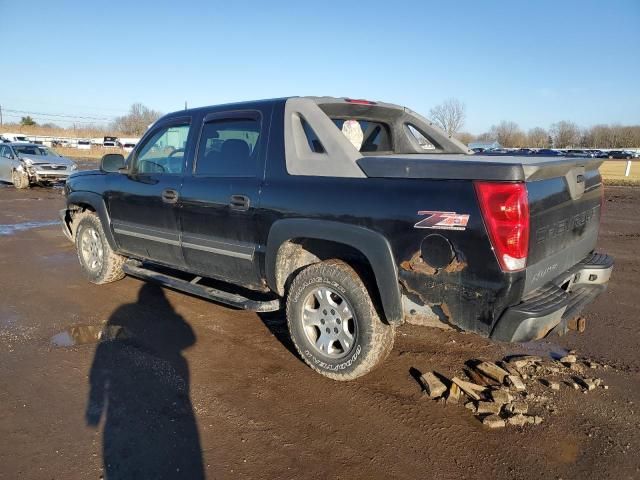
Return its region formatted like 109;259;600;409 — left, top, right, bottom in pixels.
122;262;282;312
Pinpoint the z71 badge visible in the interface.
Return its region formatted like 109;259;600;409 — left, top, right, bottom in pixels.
414;211;470;231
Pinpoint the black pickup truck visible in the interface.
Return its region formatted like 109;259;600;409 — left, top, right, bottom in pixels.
61;96;613;380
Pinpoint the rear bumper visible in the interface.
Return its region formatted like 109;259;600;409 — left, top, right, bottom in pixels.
491;252;613;342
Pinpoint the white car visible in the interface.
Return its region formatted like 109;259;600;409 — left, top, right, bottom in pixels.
0;143;77;188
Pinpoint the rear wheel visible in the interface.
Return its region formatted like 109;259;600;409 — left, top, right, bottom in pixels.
11;170;29;189
286;259;395;380
75;212;125;284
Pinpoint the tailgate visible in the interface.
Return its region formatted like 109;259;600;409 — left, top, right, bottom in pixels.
524;162;603;294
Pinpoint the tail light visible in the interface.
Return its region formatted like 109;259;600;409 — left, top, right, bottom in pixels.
474;182;530;272
345;98;377;105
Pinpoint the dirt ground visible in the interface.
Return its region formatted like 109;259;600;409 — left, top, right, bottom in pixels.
0;182;638;480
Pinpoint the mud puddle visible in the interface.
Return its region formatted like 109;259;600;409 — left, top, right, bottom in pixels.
51;325;128;347
0;220;59;236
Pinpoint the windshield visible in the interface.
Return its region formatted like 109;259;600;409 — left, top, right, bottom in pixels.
14;146;42;156
38;147;59;157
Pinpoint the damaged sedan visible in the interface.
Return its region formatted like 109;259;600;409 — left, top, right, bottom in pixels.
0;142;77;188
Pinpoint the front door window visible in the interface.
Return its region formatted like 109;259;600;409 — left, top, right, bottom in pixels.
133;124;190;175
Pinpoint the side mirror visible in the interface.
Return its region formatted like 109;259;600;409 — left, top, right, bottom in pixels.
100;153;126;173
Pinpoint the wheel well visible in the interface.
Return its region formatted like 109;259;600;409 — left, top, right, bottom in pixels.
67;203;96;238
275;238;379;303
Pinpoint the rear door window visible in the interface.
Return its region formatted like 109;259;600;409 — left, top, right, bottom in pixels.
195;116;261;177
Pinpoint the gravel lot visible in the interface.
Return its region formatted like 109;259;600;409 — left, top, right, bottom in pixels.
0;182;638;480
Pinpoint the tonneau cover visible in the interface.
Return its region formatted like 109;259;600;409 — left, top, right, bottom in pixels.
357;154;604;182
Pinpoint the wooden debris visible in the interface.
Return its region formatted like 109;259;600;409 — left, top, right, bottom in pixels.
464;367;495;387
482;414;506;428
419;372;447;398
490;389;514;404
540;378;560;390
451;377;485;401
446;383;461;404
476;401;502;415
505;401;528;414
475;361;510;383
507;355;542;370
497;360;521;377
505;375;526;391
507;414;529;426
560;354;577;364
575;377;597;391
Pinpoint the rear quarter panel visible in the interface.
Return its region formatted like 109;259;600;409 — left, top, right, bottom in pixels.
258;174;523;337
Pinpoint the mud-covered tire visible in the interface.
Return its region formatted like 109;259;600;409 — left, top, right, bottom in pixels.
286;259;395;380
74;212;125;284
11;170;30;189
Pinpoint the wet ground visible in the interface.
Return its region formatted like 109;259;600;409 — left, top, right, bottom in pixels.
0;182;638;479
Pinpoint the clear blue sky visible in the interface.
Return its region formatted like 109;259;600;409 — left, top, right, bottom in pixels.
1;0;638;133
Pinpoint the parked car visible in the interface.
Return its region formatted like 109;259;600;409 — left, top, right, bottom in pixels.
60;96;613;380
607;150;633;159
534;149;563;156
565;149;594;158
483;148;510;155
1;132;31;143
0;143;77;188
77;140;91;150
513;148;534;155
588;150;609;158
122;142;137;153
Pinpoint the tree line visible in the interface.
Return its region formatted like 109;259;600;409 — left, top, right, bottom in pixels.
429;98;640;149
9;103;163;138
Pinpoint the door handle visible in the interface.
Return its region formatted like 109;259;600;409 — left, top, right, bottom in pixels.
229;194;250;211
161;188;179;204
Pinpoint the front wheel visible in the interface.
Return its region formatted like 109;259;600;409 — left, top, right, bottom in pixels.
75;212;126;284
12;170;29;189
286;259;395;380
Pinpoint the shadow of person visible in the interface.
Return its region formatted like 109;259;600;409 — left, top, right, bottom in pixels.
86;283;204;479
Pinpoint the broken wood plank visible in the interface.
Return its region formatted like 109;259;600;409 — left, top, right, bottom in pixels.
446;383;461;404
464;367;497;387
497;360;521;377
451;377;485;401
474;361;510;383
419;372;447;398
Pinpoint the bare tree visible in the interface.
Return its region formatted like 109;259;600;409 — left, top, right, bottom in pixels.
550;121;581;148
429;98;466;136
455;131;476;145
112;103;163;136
527;127;548;148
489;121;526;148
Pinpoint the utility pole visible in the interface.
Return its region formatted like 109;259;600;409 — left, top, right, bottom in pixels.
0;104;3;127
184;101;187;110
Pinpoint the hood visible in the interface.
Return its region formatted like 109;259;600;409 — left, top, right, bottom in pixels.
68;168;102;178
20;154;76;166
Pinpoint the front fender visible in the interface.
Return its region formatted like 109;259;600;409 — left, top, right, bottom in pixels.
66;191;118;251
266;219;403;324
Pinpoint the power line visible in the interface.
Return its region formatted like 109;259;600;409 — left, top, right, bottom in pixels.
2;113;110;125
4;108;117;121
